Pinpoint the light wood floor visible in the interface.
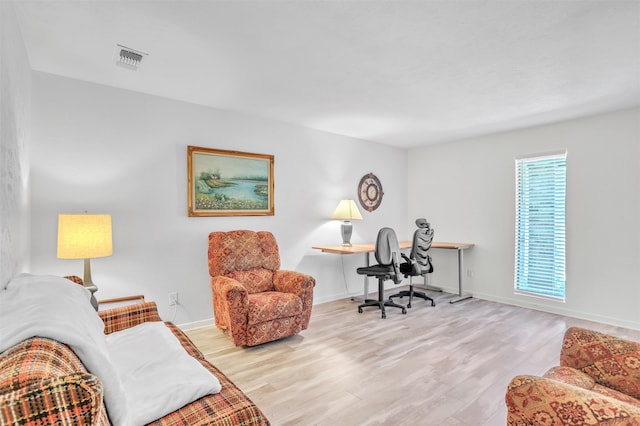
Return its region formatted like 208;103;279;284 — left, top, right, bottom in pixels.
186;288;640;426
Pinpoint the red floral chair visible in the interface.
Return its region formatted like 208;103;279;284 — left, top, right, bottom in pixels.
506;327;640;425
208;230;315;347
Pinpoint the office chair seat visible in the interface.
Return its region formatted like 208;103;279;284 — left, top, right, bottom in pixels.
356;264;396;276
356;227;407;319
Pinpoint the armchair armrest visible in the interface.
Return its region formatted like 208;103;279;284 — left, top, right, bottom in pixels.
560;327;640;399
273;270;315;296
506;375;640;425
273;270;315;329
210;276;249;346
99;301;162;335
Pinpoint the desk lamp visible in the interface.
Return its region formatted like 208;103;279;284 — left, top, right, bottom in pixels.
331;200;363;246
57;214;112;310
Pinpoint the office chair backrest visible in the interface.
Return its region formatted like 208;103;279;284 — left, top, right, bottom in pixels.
374;227;402;283
409;218;434;275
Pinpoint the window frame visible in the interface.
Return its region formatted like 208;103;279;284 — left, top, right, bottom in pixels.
514;150;567;301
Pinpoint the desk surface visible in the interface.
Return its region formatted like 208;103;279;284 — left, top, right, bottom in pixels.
312;241;474;255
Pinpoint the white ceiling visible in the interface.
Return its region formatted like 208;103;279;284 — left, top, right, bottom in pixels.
13;0;640;148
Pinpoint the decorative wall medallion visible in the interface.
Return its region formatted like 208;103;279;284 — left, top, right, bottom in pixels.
358;173;383;212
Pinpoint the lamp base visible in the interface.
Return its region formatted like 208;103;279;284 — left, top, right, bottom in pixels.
83;258;99;311
341;221;353;246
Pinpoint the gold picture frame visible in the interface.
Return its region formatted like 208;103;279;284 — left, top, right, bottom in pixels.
187;146;274;217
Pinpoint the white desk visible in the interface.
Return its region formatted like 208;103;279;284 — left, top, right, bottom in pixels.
312;241;475;304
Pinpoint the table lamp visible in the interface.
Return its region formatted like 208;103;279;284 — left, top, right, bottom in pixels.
331;199;363;246
57;214;112;310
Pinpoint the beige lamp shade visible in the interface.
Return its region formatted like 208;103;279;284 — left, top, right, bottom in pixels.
57;214;113;259
331;200;363;221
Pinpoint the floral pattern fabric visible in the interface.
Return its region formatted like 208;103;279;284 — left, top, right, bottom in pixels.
506;327;640;425
561;327;640;400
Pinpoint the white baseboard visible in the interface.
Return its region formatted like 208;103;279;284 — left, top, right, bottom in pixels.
473;291;640;331
177;318;214;331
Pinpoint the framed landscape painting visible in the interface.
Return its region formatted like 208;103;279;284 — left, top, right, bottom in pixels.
188;146;274;217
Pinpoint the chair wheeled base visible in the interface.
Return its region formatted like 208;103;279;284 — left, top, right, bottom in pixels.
358;278;407;319
389;287;435;309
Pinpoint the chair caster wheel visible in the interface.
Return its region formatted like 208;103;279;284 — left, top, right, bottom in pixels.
402;309;407;314
382;313;387;319
358;308;363;313
431;302;436;307
407;303;412;308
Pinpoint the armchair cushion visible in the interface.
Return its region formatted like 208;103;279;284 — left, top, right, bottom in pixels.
229;269;275;294
248;291;303;324
208;230;280;277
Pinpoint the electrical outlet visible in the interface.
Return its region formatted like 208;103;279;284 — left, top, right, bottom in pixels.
168;292;178;306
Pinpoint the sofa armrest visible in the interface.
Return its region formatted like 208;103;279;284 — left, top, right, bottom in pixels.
99;301;162;334
210;276;249;346
506;374;640;425
273;270;315;329
0;373;107;425
560;327;640;399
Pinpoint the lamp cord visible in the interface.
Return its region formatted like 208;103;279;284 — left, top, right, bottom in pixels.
340;255;354;295
171;302;177;323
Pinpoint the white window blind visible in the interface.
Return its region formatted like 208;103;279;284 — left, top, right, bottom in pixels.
514;152;567;300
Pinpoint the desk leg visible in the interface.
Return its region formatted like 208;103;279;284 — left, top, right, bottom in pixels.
350;252;370;302
363;252;369;300
450;248;472;304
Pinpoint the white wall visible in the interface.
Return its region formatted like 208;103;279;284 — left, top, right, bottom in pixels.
409;108;640;330
28;72;408;326
0;2;31;287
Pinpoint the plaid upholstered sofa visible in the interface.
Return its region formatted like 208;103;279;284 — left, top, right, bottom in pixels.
506;327;640;425
0;276;269;425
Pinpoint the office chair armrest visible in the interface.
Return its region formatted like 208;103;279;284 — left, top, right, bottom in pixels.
390;252;403;284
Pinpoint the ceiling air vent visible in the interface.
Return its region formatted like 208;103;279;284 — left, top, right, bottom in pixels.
114;44;148;71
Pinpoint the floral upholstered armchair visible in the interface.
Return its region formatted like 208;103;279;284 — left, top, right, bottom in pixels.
208;230;315;347
506;327;640;425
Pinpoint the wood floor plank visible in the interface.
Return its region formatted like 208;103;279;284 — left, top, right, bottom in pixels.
185;288;640;426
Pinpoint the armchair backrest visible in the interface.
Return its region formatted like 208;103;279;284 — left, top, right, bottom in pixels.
407;218;434;276
208;230;281;293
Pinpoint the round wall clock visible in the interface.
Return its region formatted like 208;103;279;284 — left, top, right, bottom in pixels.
358;173;383;212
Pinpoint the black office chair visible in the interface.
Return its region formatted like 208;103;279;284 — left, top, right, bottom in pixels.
356;227;407;319
389;218;436;308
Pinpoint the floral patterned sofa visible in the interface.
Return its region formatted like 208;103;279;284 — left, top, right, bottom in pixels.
506;327;640;425
0;275;269;425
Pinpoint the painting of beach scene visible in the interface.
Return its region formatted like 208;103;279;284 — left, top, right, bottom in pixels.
188;146;274;216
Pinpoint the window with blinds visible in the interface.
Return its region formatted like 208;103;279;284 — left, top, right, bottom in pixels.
514;152;567;300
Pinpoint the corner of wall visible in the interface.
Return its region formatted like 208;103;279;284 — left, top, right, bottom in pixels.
0;1;32;286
